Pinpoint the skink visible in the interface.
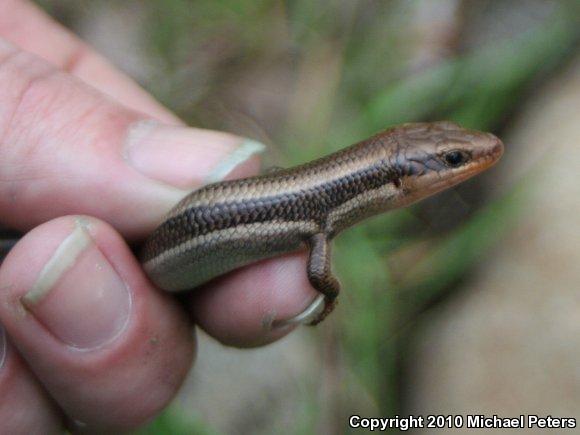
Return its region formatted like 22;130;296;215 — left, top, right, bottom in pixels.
141;121;504;325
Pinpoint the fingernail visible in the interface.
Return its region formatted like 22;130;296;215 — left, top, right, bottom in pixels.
0;325;6;370
124;120;265;189
270;294;326;329
21;219;131;350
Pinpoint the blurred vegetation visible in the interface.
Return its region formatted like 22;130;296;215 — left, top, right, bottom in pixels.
41;0;579;434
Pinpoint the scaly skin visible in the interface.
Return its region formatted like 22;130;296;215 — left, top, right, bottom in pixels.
141;121;504;324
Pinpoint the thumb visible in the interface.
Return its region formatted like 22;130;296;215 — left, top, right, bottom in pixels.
0;38;264;238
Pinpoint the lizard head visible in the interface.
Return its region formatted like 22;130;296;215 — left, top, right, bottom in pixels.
389;121;504;206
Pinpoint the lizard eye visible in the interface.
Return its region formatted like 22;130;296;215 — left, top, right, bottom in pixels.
443;150;470;167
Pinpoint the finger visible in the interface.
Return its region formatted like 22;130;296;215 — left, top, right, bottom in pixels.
0;326;63;434
0;37;263;238
0;37;325;345
0;216;194;432
0;0;177;122
190;252;321;347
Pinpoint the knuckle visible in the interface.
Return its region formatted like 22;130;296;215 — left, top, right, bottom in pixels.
0;48;57;157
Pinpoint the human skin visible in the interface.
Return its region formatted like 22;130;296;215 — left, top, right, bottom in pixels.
0;1;319;433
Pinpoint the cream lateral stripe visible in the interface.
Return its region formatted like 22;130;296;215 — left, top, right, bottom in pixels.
22;220;92;306
175;155;386;212
325;182;398;231
143;220;319;269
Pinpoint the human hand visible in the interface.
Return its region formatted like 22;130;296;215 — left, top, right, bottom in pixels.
0;1;320;433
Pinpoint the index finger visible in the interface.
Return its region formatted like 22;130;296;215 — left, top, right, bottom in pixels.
0;38;320;345
0;37;262;238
